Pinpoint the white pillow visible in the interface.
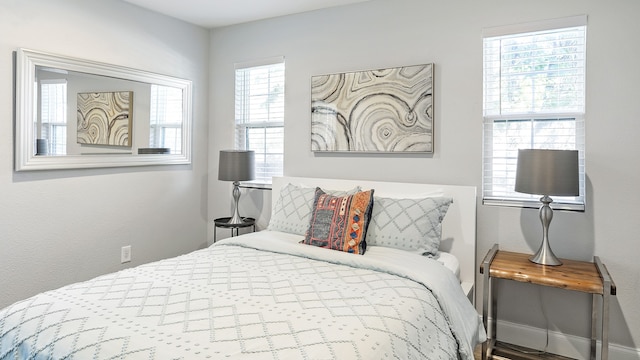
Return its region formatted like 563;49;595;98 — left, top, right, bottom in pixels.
268;183;360;235
366;195;453;256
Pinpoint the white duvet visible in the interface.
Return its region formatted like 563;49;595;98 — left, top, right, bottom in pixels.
0;230;485;359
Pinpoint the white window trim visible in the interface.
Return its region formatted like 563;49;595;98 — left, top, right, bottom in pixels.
482;15;587;38
234;56;285;71
482;16;587;211
234;57;285;188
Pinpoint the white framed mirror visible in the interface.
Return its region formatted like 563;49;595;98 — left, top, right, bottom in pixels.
15;48;192;171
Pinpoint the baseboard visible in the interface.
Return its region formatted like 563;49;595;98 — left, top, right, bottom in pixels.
494;319;640;360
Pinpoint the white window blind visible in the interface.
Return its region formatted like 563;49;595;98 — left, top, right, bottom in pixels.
235;58;285;185
39;79;67;155
482;17;586;210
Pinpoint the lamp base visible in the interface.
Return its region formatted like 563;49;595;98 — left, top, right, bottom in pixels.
528;195;563;266
226;214;251;225
226;181;247;225
529;245;562;266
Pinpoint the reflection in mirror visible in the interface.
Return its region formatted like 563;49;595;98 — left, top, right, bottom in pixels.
15;48;192;171
149;85;183;153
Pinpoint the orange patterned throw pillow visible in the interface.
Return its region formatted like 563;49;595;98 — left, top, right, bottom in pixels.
303;187;375;254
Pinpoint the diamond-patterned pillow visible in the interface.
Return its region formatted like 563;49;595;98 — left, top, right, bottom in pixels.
268;183;360;235
302;187;375;254
366;196;453;256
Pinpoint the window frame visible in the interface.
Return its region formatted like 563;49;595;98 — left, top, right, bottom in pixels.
482;16;587;211
234;57;285;187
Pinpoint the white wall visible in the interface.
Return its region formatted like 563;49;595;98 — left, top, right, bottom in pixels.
0;0;210;308
208;0;640;357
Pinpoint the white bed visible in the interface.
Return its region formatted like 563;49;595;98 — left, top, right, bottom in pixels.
272;176;479;299
0;176;485;359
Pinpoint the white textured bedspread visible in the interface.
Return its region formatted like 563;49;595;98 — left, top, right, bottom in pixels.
0;231;485;359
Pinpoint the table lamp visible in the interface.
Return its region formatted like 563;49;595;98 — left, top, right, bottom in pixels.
218;150;255;225
515;149;579;266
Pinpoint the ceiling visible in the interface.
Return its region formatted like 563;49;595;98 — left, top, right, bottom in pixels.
120;0;371;28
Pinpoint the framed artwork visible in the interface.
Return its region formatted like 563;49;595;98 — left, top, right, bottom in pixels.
311;63;434;153
77;91;133;147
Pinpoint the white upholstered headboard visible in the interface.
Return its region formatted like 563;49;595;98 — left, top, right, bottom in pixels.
271;176;478;299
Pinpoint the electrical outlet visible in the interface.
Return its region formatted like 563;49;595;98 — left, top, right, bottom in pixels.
121;245;132;263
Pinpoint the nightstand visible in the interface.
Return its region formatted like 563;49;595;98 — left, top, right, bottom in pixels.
213;217;256;242
480;244;616;360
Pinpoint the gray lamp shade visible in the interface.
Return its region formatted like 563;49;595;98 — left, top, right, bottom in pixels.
218;150;255;182
515;149;579;196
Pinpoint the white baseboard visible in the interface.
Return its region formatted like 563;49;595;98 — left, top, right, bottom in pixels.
494;319;640;360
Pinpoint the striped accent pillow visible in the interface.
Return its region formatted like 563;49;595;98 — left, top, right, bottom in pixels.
302;188;375;255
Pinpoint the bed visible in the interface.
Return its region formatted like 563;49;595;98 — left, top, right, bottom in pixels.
0;176;486;359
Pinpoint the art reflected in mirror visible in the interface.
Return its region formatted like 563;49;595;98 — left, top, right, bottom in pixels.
77;91;133;147
311;63;434;153
16;48;192;171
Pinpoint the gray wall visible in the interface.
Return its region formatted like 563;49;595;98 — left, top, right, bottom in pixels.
208;0;640;357
0;0;210;307
1;0;638;358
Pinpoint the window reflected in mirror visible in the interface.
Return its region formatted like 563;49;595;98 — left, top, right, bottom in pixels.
149;85;183;154
38;79;68;155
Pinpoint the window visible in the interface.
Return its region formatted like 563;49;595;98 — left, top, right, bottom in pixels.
150;84;183;154
482;16;586;210
39;79;67;155
235;58;285;185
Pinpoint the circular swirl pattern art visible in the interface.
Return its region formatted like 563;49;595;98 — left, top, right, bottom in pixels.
311;63;433;153
77;91;132;147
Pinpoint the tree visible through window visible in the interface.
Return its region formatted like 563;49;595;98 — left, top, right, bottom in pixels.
235;59;285;185
482;17;586;210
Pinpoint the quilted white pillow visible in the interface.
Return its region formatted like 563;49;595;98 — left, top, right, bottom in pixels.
366;196;453;256
268;183;360;235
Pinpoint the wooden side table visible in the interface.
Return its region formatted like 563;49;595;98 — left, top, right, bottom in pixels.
213;217;256;242
480;244;616;360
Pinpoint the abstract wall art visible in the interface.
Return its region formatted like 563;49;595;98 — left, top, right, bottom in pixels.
77;91;133;147
311;63;434;153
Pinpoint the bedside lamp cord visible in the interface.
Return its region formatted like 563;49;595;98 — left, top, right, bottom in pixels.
502;286;550;355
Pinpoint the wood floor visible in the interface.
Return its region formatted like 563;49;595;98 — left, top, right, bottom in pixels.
474;342;575;360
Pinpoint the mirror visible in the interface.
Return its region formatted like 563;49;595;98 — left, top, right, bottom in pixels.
15;48;192;171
